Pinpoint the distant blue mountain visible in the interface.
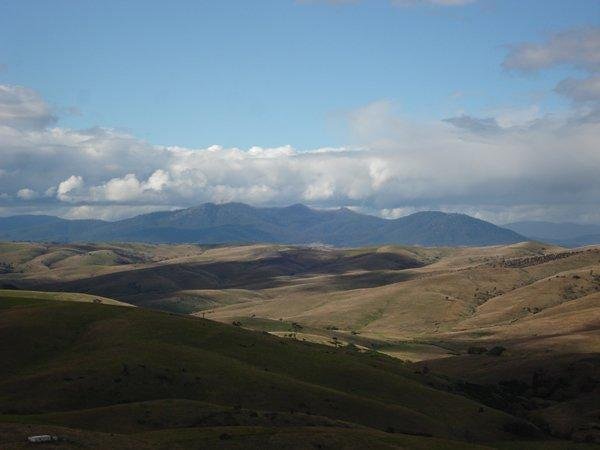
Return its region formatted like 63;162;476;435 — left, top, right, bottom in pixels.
0;203;526;247
504;221;600;247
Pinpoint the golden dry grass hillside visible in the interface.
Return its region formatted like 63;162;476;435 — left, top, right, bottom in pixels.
1;240;599;443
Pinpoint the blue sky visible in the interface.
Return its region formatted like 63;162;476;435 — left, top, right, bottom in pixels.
1;0;597;148
0;0;599;223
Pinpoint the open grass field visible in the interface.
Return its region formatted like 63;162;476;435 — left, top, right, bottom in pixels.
1;294;577;449
0;241;598;446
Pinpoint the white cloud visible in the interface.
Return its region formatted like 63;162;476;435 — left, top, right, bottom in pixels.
380;206;422;219
16;188;38;200
503;27;600;73
504;27;600;109
92;174;143;202
57;175;84;202
63;204;181;221
0;76;599;223
44;186;57;197
247;145;296;158
303;180;335;201
0;85;56;130
491;105;541;129
556;75;600;103
145;169;170;191
89;169;175;203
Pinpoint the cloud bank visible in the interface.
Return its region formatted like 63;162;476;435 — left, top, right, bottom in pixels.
0;85;599;223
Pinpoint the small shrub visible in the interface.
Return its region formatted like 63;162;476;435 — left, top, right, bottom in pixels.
487;346;506;356
467;346;488;355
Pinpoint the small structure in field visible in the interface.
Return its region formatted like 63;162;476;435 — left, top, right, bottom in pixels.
27;435;59;443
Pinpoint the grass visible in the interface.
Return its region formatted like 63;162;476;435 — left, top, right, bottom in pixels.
1;242;599;445
0;295;549;448
0;422;500;449
0;289;131;307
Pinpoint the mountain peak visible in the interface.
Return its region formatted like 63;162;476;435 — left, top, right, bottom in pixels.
284;203;312;212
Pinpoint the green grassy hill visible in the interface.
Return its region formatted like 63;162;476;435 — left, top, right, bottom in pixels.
0;294;566;449
0;289;132;307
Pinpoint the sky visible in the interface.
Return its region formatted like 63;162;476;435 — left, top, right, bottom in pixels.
0;0;599;223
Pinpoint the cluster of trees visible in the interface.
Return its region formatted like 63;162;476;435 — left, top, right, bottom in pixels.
0;262;14;273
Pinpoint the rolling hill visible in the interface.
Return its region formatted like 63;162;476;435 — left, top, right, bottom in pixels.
0;294;553;449
0;203;525;247
1;241;599;445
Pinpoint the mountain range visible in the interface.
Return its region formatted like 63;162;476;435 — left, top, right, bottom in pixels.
504;221;600;247
0;202;526;247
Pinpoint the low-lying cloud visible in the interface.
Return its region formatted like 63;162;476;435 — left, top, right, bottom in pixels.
0;87;599;223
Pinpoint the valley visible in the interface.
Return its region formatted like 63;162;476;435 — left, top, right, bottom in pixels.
1;240;599;447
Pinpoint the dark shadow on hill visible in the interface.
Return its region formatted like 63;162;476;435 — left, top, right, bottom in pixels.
4;251;423;309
